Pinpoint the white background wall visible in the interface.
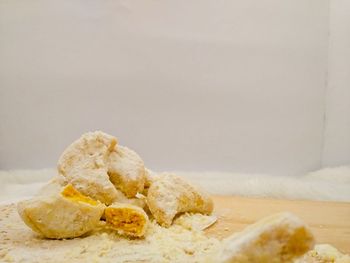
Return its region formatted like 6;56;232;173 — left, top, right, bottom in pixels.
323;0;350;166
0;1;332;175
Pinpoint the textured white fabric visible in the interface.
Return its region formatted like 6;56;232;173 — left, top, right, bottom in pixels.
0;166;349;205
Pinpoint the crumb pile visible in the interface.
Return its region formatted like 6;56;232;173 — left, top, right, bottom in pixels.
0;204;221;263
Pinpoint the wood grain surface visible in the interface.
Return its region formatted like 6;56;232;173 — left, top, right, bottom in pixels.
1;196;349;260
205;195;350;254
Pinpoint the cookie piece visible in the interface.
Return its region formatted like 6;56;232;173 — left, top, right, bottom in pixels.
220;212;315;263
146;173;214;227
57;131;119;205
17;184;105;239
108;146;146;198
105;203;149;237
57;132;147;204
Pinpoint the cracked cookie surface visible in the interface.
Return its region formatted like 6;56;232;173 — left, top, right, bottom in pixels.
57;131;146;205
147;173;214;227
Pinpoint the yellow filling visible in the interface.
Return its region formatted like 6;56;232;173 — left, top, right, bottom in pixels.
282;227;313;257
242;226;313;262
61;184;98;206
105;207;146;236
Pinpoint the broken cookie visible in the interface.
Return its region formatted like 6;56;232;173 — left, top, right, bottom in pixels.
57;131;119;204
57;131;146;205
105;203;149;237
17;184;105;239
147;173;214;227
108;146;146;198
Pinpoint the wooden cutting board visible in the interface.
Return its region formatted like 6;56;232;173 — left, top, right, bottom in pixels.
205;195;350;254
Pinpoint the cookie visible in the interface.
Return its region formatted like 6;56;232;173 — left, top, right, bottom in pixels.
17;184;105;239
147;173;213;227
220;212;315;263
